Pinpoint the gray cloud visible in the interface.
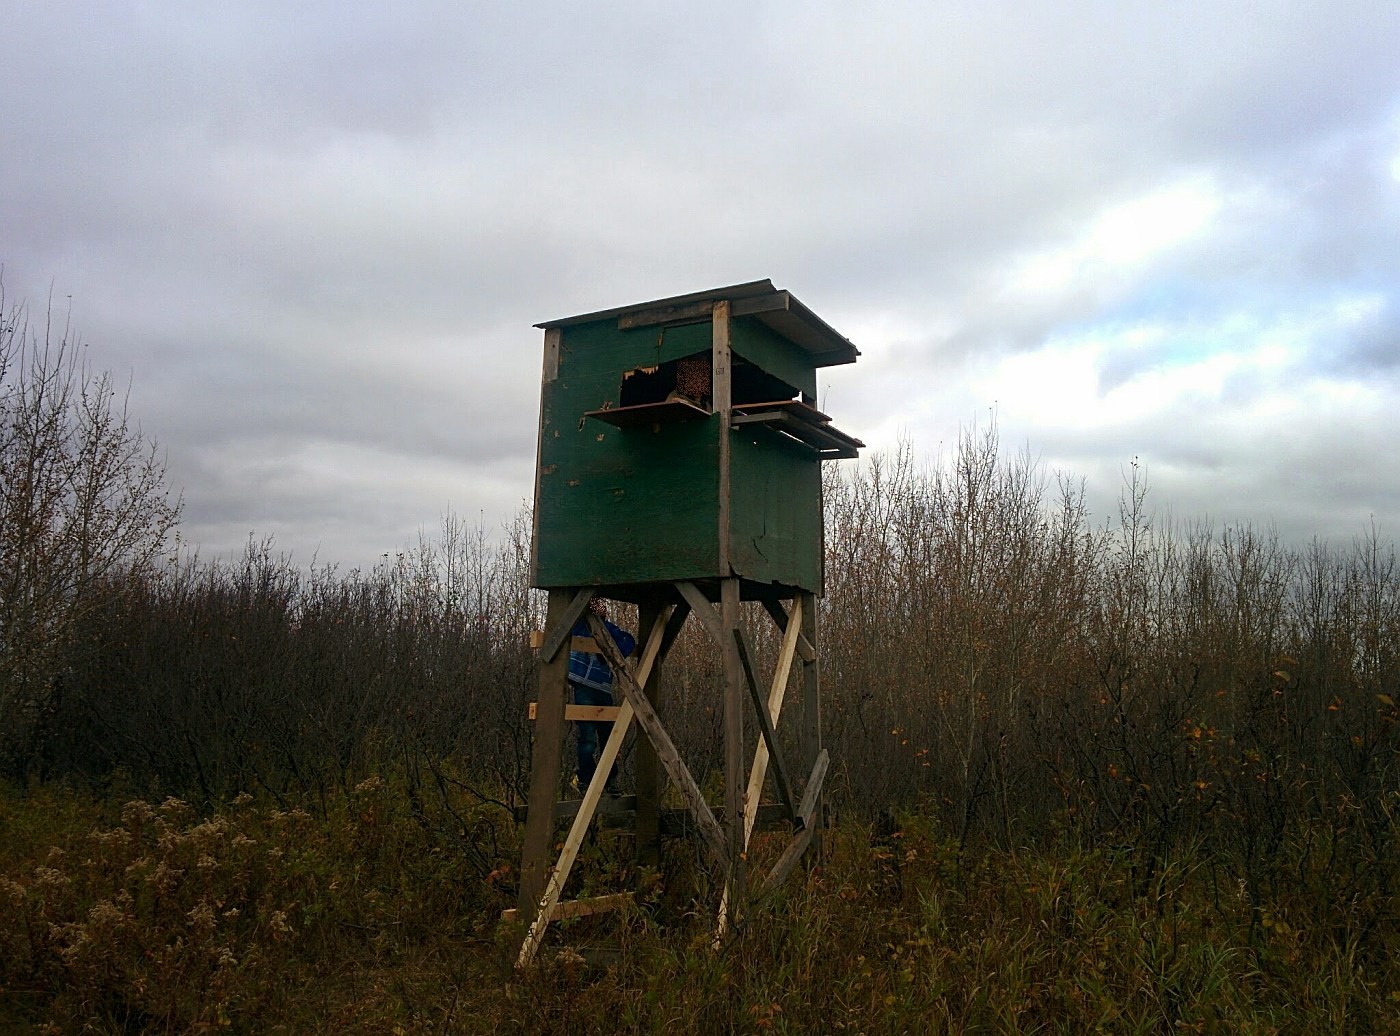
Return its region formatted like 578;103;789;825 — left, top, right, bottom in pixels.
4;1;1400;567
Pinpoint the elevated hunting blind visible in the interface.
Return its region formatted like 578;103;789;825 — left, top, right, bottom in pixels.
530;278;861;596
515;280;862;966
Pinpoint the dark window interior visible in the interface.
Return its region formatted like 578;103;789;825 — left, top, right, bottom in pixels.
732;356;798;406
618;350;797;411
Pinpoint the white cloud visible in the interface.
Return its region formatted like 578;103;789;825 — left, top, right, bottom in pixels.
1003;176;1223;302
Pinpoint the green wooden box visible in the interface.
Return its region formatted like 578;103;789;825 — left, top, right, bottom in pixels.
529;281;861;597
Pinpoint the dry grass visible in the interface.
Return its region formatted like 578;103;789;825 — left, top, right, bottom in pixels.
2;782;1397;1034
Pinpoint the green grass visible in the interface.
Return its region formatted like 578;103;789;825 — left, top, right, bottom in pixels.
1;781;1397;1034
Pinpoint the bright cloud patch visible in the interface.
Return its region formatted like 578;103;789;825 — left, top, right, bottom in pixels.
1005;176;1222;300
985;292;1386;430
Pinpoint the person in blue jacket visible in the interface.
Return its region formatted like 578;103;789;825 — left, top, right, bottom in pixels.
569;597;636;794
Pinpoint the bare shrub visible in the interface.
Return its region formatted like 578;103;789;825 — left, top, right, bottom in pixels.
0;285;181;778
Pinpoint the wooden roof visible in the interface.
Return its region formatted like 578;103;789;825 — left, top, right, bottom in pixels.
536;280;860;367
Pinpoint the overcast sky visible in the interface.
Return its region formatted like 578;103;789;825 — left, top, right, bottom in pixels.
4;2;1398;571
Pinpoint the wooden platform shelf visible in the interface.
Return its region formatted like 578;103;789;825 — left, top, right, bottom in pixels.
583;397;710;428
731;400;864;460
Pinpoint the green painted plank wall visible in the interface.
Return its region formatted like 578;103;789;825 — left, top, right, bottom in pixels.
728;429;823;593
532;315;824;592
533;320;722;587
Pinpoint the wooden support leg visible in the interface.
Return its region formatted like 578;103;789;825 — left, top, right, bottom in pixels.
756;749;830;901
799;590;825;860
720;577;746;929
517;701;637;967
715;594;804;941
585;611;729;870
635;593;665;870
517;606;673;968
733;627;798;821
518;588;587;922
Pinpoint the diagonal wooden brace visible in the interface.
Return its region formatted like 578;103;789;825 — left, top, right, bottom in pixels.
659;598;692;658
714;595;805;944
732;627;798;822
585;610;730;871
755;749;829;901
675;581;727;648
537;587;595;662
517;606;672;969
794;748;829;830
759;596;816;662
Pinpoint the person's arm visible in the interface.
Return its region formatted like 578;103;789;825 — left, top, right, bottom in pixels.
606;620;637;658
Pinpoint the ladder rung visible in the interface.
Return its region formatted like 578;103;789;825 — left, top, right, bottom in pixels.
528;702;623;722
501;891;635;925
529;630;601;653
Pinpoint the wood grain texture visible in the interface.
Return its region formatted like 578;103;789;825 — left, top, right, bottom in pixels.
720;577;746;915
635;594;666;869
536;588;594;663
713;300;733;574
584;610;729;870
733;627;797;821
517;606;674;967
517;589;576;922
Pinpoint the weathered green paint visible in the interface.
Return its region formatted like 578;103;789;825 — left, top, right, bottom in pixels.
728;428;823;592
532;309;830;593
535;319;720;588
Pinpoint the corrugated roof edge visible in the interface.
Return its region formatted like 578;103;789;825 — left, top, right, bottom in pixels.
535;279;859;366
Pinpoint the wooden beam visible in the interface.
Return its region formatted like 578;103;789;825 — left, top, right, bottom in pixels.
720;577;745;932
795;748;829;829
759;596;816;662
675;581;726;648
616;299;714;330
757;825;814;901
756;750;829;900
503;892;634;926
729;291;790;320
513;795;637;823
514;799;795;831
741;594;802;843
732;628;797;821
635;593;666;870
528;325;562;586
527;702;621;723
530;631;600;654
713;300;732;573
518;589;578;921
518;607;673;968
537;588;595;663
585;610;729;871
541;324;561;381
799;590;823;838
659;598;692;660
715;595;803;941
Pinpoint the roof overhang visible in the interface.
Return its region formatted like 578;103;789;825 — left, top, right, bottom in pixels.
536;279;859;368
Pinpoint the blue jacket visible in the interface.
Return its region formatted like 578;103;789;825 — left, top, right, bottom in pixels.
568;617;636;692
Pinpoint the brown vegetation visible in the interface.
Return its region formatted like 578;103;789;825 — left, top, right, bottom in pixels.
2;293;1397;1029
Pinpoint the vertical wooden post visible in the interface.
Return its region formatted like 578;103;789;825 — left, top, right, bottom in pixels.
635;592;665;870
715;288;743;926
799;589;823;856
712;300;732;574
721;576;746;915
517;588;574;922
